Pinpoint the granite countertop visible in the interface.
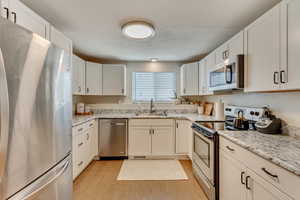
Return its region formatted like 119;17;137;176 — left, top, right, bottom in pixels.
218;130;300;176
72;113;223;127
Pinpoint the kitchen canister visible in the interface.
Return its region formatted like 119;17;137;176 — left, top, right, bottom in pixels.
76;102;85;114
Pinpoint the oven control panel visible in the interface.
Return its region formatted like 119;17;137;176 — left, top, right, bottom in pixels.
225;106;269;122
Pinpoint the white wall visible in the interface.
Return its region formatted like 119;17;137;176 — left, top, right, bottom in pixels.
78;61;181;104
201;92;300;127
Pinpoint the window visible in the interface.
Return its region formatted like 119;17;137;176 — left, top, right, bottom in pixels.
133;72;177;102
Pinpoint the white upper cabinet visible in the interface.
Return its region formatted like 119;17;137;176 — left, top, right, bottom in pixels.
72;55;86;95
85;62;102;95
216;43;229;65
244;4;281;92
49;26;72;53
102;64;126;96
181;62;199;96
1;0;9;19
228;31;244;61
8;0;49;39
280;0;300;90
199;59;213;95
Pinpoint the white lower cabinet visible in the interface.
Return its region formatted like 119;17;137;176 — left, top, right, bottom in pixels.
175;120;189;154
72;119;98;180
151;126;174;155
219;150;247;200
128;119;174;156
128;126;152;156
219;137;296;200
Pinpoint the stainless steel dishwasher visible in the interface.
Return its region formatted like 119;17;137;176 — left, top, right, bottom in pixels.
98;119;128;158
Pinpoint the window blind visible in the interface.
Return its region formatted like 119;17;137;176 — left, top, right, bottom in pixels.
133;72;176;102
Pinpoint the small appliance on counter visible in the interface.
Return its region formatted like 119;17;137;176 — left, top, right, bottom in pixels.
255;115;282;134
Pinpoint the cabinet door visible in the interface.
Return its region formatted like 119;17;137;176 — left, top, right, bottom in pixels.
83;130;92;168
50;26;72;52
90;120;98;158
198;60;205;95
187;121;193;160
216;43;228;65
128;127;152;156
180;65;187;95
228;31;244;61
281;0;300;90
185;62;199;95
246;169;293;200
102;64;126;95
85;62;102;95
75;132;86;176
245;4;281;92
9;0;49;39
72;55;85;95
175;120;189;154
1;0;9;19
152;126;174;155
219;150;247;200
72;132;78;180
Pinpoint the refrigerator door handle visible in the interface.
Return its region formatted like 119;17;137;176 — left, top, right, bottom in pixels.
0;47;9;199
9;155;71;200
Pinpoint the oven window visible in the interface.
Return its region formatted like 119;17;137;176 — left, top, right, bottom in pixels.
210;67;226;87
194;133;210;167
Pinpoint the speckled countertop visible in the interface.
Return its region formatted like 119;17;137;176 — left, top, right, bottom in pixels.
72;113;223;127
218;130;300;176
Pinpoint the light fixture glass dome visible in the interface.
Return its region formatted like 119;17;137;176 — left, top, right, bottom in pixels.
122;21;155;39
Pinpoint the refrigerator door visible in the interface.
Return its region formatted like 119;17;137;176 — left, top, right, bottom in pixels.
0;18;72;198
8;155;72;200
0;37;10;199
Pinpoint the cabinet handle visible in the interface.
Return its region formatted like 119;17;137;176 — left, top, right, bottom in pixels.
176;123;179;129
152;129;154;134
121;89;124;94
280;70;286;84
149;129;151;135
262;168;278;179
245;176;251;190
78;86;81;92
273;72;279;84
226;146;235;152
241;172;246;185
86;88;89;93
89;123;93;127
11;12;16;23
4;7;9;19
78;142;83;147
78;161;83;166
183;89;186;94
86;133;90;140
78;128;83;132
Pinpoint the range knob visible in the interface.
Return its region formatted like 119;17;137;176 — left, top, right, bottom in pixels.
250;111;255;115
255;112;260;116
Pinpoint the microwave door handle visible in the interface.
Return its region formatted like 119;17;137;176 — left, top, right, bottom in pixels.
0;47;9;198
226;65;233;84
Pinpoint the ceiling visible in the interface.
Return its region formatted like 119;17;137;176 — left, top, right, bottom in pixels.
22;0;280;62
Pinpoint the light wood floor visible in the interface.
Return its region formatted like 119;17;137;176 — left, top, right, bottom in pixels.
73;160;208;200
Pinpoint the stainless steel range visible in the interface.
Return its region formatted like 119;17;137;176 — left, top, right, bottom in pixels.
192;121;224;200
191;106;271;200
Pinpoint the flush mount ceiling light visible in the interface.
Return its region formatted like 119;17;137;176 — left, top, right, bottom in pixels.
150;58;158;62
122;21;155;39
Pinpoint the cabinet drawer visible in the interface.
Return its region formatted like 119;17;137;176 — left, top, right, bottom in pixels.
87;120;95;129
220;136;300;199
129;119;174;127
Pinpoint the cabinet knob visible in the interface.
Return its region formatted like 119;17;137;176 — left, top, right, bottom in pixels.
78;161;83;166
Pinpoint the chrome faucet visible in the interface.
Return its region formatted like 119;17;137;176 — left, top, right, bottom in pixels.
150;98;155;114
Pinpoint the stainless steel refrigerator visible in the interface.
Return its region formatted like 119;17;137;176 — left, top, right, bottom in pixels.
0;17;72;200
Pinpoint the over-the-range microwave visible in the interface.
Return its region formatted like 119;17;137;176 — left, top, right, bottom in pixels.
208;55;244;92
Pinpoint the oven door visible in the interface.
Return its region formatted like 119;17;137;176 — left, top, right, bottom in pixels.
192;130;214;184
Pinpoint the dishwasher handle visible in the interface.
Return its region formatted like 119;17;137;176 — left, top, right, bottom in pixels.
110;122;126;126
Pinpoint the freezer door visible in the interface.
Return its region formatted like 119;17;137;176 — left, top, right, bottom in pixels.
8;155;72;200
0;18;72;198
0;37;10;199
